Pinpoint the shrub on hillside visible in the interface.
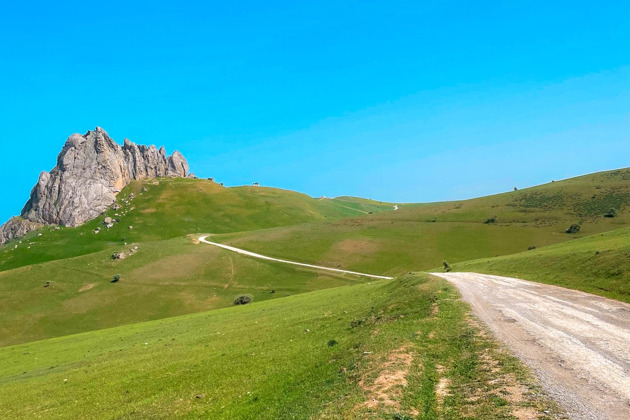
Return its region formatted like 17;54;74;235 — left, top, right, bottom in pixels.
604;208;617;218
565;224;581;234
442;261;452;272
111;274;121;283
233;294;253;306
484;215;497;224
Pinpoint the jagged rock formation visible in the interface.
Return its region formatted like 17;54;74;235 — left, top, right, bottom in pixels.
0;127;190;244
0;217;43;245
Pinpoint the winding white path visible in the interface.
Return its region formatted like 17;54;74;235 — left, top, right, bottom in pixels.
198;235;393;280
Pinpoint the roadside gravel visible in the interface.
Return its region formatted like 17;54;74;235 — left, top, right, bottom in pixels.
432;272;630;420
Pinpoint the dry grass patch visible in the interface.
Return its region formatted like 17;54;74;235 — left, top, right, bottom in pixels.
435;364;451;409
334;239;379;254
78;283;95;292
128;253;209;283
357;345;416;412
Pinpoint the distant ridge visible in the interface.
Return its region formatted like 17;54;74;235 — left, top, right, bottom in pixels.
0;127;191;244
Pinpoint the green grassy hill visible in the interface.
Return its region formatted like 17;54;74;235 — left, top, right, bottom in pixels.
0;168;628;347
0;178;394;272
213;168;630;276
0;235;374;347
0;274;559;419
453;226;630;303
0;167;626;418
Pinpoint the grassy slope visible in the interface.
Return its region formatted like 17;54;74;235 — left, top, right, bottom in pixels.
0;179;394;347
0;274;560;420
0;237;367;347
0;178;394;272
213;168;630;276
1;168;629;346
453;226;630;303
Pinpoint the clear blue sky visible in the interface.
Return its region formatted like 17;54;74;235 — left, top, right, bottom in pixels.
1;1;629;223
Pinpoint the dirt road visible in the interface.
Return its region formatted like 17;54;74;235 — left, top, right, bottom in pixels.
198;236;393;280
432;272;630;420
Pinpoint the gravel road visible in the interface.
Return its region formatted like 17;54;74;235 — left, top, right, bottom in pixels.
432;272;630;420
198;236;393;280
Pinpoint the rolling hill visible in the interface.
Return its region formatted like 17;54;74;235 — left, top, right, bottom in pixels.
453;225;630;303
0;274;560;419
0;178;395;272
212;168;630;276
0;168;628;347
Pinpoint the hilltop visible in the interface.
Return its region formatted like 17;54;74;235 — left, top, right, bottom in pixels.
214;168;630;275
0;127;190;245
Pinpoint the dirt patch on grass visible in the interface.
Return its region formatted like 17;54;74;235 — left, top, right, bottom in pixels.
129;253;207;282
358;345;415;412
491;372;543;419
178;292;221;311
479;348;501;374
435;364;451;408
466;316;489;339
78;284;95;292
334;239;379;254
140;208;157;214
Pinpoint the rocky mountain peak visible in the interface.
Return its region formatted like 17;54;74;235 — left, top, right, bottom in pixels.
0;128;191;244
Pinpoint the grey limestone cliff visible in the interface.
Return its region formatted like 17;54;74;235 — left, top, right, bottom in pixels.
0;127;190;244
0;217;44;246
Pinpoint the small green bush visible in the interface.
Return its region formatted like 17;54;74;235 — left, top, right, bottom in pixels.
111;274;121;283
604;208;617;218
233;294;253;306
484;215;497;224
327;339;338;347
565;224;581;234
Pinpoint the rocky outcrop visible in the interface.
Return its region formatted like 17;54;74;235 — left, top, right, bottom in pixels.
0;127;189;244
0;217;44;245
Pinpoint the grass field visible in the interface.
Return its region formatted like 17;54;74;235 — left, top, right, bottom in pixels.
0;178;395;272
0;274;561;419
0;236;369;347
1;168;628;347
1;168;627;419
213;168;630;276
453;226;630;303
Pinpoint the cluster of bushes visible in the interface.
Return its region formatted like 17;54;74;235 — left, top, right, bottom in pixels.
233;294;253;305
